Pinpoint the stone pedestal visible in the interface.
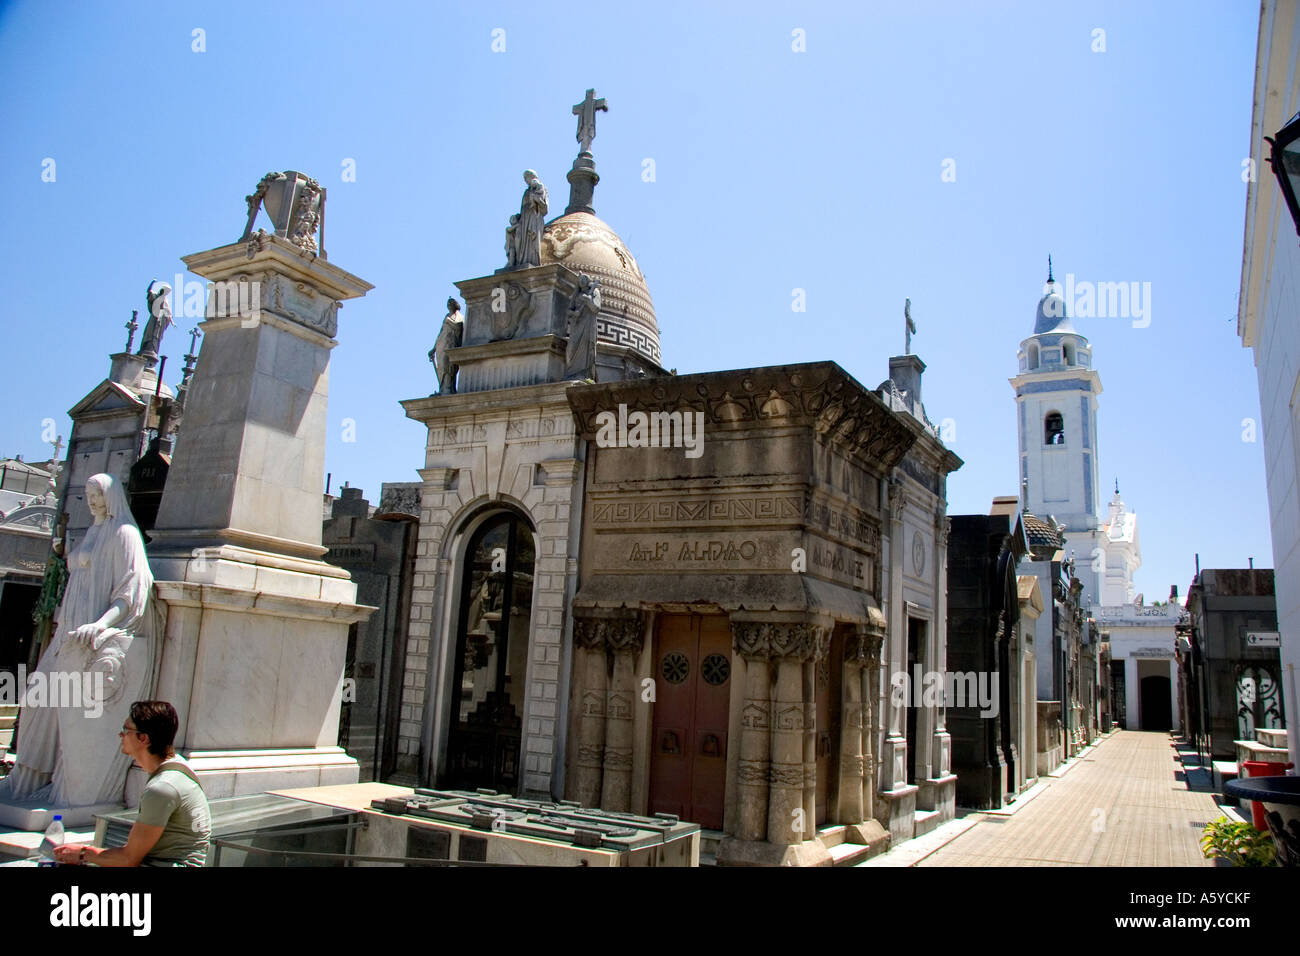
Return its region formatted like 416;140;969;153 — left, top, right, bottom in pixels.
145;234;376;798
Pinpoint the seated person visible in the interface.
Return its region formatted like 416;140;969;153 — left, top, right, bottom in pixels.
55;700;211;867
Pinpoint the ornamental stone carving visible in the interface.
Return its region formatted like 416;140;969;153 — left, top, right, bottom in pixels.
572;611;644;654
888;479;906;522
732;620;830;662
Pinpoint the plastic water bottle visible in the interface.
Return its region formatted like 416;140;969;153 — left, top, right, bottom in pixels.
36;814;64;866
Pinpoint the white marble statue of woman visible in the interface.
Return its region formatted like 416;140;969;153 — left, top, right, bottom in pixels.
0;473;154;810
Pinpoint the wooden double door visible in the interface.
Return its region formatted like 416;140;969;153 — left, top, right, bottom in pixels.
649;614;731;829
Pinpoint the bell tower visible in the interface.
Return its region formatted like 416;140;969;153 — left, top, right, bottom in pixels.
1009;260;1104;604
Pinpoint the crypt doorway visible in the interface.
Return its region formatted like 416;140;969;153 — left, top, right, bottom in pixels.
1139;674;1172;732
906;617;925;784
442;511;535;793
648;613;731;828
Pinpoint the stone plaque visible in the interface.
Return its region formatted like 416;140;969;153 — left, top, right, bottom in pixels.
406;827;450;861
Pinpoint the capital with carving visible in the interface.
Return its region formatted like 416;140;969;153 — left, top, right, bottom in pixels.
887;479;906;522
572;609;644;654
732;618;830;662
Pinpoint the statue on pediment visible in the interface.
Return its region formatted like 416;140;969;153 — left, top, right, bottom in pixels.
431;298;465;394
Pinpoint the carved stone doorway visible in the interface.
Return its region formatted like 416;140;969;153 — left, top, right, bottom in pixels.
648;613;731;828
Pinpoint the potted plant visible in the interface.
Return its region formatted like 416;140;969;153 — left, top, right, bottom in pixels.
1200;817;1277;867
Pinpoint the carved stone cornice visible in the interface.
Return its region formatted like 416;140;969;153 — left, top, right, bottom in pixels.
732;620;830;662
565;362;918;473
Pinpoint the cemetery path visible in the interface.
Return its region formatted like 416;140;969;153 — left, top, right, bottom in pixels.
912;730;1221;866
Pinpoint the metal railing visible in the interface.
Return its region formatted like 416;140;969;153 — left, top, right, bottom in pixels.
209;838;535;867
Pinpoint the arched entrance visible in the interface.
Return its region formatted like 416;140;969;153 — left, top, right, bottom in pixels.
443;511;535;792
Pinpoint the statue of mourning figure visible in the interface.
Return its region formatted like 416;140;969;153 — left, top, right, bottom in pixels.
137;281;174;367
429;297;464;394
0;473;156;817
564;274;600;382
504;170;548;271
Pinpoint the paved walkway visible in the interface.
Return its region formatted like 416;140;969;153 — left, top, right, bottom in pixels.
911;730;1224;866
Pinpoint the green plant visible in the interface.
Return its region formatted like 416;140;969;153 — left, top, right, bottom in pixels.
1200;817;1277;867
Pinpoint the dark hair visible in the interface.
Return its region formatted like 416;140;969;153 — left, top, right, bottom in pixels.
129;701;178;758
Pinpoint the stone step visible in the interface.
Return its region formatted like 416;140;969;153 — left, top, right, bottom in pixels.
699;828;723;858
827;841;874;867
1256;728;1287;749
816;824;848;849
0;715;16;732
913;809;942;838
0;728;12;749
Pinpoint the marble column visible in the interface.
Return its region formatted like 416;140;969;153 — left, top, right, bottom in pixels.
568;617;606;807
802;659;817;835
931;511;953;779
768;656;806;844
838;648;866;824
600;614;643;812
863;627;883;820
733;627;772;843
719;619;832;867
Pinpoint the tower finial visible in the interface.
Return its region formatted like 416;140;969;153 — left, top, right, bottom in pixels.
1114;477;1119;495
1047;254;1054;284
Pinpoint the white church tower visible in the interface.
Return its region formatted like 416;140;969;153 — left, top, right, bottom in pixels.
1099;481;1141;605
1010;260;1105;605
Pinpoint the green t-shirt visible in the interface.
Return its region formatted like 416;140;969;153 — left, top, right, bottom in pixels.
136;765;211;867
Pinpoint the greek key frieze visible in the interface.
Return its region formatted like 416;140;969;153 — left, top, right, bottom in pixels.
591;495;802;527
741;701;770;729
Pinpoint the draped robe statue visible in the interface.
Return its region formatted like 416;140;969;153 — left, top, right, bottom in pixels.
507;170;548;270
0;473;154;811
430;297;464;394
564;274;600;381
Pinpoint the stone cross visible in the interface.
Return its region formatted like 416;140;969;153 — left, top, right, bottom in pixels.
904;298;916;354
573;89;608;153
125;310;139;352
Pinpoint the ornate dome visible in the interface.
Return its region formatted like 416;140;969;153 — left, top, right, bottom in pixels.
1023;512;1065;556
541;212;661;365
1034;280;1075;335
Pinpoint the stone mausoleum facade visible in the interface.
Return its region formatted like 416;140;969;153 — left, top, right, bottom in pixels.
396;93;961;864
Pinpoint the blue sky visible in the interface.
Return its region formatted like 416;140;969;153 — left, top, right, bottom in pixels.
0;0;1267;600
